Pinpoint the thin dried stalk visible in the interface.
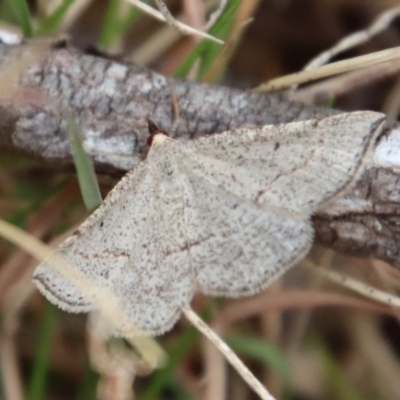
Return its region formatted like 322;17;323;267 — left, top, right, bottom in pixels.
125;0;223;44
254;46;400;92
304;5;400;70
304;259;400;308
183;306;277;400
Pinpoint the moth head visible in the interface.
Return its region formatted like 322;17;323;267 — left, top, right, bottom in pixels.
147;119;169;147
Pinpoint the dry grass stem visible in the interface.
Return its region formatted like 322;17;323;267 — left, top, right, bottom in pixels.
183;306;277;400
306;261;400;308
132;0;225;66
304;5;400;70
289;57;400;104
0;219;166;366
254;46;400;92
155;0;191;35
0;182;79;301
218;289;394;327
0;184;80;400
125;0;223;44
203;0;260;82
203;328;227;400
204;0;228;30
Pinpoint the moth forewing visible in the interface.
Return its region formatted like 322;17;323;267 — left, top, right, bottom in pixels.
32;111;386;336
185;111;385;215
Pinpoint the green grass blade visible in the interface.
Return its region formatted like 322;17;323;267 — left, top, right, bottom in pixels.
67;117;102;211
227;334;293;390
99;0;154;49
27;302;57;400
197;0;241;78
174;0;241;79
8;0;33;38
99;0;121;48
36;0;76;36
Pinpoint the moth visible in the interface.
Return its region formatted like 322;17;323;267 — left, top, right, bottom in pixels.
33;111;386;336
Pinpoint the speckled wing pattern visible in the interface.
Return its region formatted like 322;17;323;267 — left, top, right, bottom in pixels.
33;111;385;336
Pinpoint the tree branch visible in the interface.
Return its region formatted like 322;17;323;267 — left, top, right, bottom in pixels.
0;40;335;170
1;40;399;267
